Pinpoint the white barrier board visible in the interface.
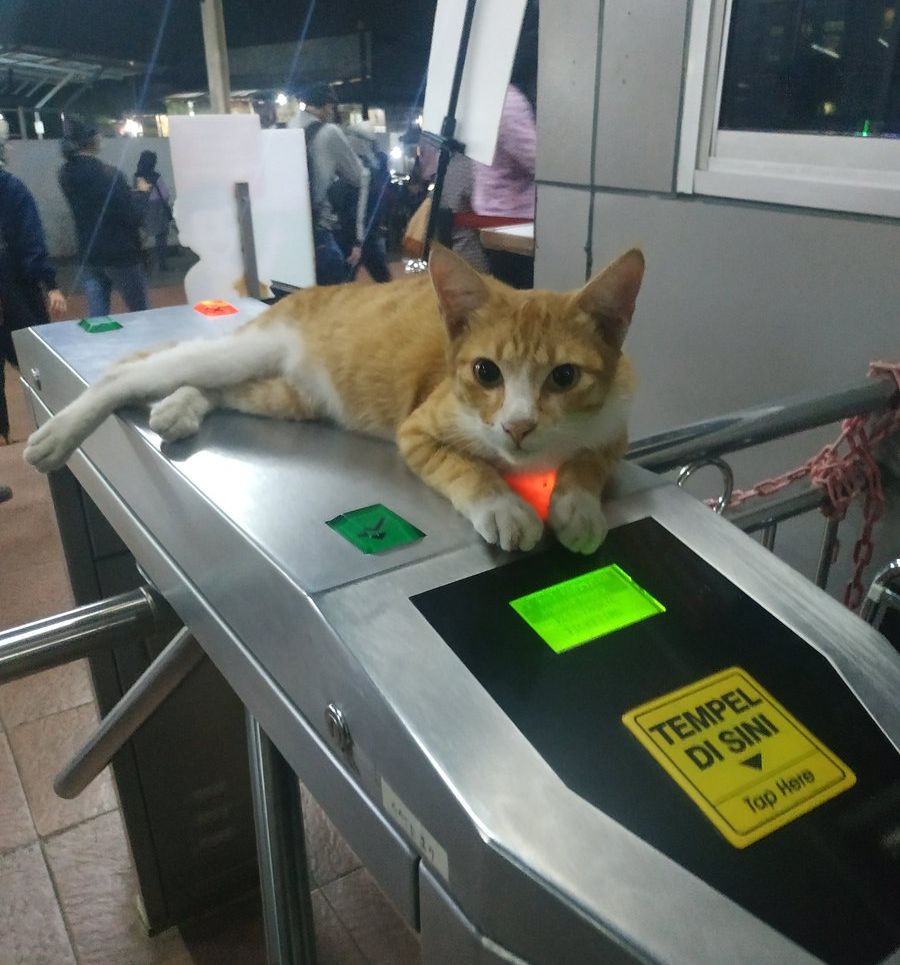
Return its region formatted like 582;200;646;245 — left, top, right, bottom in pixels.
169;115;315;304
422;0;527;166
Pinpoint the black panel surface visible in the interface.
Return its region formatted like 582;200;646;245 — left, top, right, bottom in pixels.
412;518;900;965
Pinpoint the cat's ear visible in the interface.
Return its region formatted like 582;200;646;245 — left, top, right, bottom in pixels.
575;249;645;351
429;242;488;339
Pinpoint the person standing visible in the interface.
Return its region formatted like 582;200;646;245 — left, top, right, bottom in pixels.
0;117;67;500
134;150;173;274
289;85;370;286
441;153;491;274
471;1;538;288
59;117;149;317
345;121;392;283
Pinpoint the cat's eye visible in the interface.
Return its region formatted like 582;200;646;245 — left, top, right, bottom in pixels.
549;364;579;391
473;358;503;388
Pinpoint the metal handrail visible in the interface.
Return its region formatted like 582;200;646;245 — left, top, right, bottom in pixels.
628;378;897;473
627;375;898;593
723;481;826;533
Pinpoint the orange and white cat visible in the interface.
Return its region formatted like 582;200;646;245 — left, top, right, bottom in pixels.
24;244;644;553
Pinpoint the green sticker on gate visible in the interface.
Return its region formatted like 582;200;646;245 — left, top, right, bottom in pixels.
327;504;425;555
79;317;123;333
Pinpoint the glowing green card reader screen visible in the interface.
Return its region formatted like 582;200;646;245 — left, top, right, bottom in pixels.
509;564;665;653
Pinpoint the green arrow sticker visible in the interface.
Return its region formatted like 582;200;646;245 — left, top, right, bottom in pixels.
79;317;123;333
327;504;425;555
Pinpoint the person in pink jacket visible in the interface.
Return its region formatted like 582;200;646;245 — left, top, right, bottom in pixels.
471;2;538;286
472;83;536;223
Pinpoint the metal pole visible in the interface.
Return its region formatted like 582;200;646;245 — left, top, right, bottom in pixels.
54;628;204;799
422;0;478;262
16;104;26;139
35;70;75;109
860;559;900;626
630;379;898;473
0;587;175;685
760;522;777;551
247;714;317;965
814;517;840;590
235;182;260;299
726;483;825;533
199;0;231;114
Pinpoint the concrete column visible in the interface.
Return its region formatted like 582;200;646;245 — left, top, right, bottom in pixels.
199;0;231;114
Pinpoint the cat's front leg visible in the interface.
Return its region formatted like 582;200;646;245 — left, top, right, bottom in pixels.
549;435;627;554
465;490;544;552
149;386;220;442
397;409;543;552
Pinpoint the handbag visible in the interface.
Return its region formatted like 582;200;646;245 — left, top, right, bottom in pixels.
402;195;432;259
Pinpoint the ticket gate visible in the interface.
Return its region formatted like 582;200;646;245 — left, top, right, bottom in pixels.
8;302;900;965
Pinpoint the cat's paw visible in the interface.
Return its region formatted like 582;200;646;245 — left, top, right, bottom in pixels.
149;387;211;442
549;488;608;554
23;414;82;472
465;491;543;552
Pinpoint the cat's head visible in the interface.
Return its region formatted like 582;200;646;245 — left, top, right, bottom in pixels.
429;244;644;468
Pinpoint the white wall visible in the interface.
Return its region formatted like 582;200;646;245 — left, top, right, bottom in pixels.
535;0;900;601
5;137;174;260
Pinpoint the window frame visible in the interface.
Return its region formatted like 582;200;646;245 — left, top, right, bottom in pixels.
677;0;900;218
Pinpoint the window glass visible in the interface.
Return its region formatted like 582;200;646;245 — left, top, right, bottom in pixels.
719;0;900;137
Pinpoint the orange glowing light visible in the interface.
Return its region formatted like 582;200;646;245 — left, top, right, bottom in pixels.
194;299;239;317
502;469;557;521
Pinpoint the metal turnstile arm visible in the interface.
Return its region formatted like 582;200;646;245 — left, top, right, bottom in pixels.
0;587;178;684
54;627;205;799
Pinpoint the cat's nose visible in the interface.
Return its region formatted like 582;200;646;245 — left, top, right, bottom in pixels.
503;419;537;446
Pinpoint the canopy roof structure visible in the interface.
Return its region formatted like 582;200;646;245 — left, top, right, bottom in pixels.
0;45;145;110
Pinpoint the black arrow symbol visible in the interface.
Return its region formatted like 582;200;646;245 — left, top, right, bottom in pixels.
741;753;763;770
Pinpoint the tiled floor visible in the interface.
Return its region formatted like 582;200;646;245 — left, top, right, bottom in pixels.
0;261;421;964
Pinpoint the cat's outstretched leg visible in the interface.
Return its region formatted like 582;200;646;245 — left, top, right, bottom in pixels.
549;436;627;554
24;328;290;472
149;377;320;442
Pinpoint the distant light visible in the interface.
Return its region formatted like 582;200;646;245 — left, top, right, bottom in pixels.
878;36;890;48
390;146;402;159
297;100;307;112
123;118;143;137
822;101;836;116
33;119;45;135
275;92;288;106
810;43;840;60
416;114;423;127
187;99;195;117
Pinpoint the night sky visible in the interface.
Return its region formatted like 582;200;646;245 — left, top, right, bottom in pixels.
0;0;437;101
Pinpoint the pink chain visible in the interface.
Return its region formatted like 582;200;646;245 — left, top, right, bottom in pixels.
714;361;900;610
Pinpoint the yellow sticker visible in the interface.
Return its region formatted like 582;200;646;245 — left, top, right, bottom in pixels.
622;667;856;848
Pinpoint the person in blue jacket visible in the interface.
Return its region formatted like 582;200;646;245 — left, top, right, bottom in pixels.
0;120;67;501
